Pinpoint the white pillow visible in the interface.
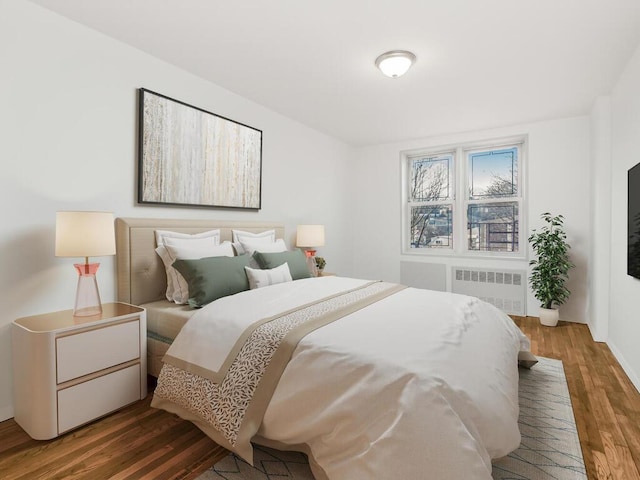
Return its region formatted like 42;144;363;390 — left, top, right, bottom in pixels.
239;238;287;257
232;229;276;255
157;241;234;304
245;263;293;289
155;229;221;247
163;235;221;251
154;230;221;301
161;237;216;301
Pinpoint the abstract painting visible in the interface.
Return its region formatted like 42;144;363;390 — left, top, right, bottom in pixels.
138;89;262;209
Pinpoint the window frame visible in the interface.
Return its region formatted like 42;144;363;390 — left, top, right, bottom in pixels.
401;136;527;259
405;150;456;251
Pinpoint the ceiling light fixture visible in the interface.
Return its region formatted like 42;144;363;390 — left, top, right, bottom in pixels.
375;50;416;78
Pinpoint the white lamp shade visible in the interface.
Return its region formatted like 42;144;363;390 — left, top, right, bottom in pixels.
296;225;325;248
55;211;116;258
375;50;416;78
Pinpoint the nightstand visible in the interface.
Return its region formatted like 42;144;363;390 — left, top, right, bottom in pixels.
12;303;147;440
319;271;336;277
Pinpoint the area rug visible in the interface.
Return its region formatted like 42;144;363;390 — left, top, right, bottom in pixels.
197;357;586;480
492;357;587;479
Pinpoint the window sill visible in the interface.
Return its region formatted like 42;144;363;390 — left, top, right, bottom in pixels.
401;249;528;262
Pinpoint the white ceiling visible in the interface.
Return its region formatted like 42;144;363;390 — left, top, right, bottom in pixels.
29;0;640;146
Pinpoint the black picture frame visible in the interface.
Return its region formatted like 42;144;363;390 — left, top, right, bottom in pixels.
138;88;262;210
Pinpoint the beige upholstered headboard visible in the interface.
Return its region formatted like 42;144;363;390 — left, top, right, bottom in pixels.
115;217;285;306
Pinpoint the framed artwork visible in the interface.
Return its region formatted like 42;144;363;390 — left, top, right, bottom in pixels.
138;88;262;209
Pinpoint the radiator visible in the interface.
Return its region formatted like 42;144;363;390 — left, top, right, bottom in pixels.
400;261;446;292
451;266;526;315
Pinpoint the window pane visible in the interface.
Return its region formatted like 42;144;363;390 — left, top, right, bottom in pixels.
410;205;453;249
468;147;518;199
467;202;519;252
410;154;452;202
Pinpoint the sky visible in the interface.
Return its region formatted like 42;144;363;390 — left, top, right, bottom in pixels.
470;147;517;197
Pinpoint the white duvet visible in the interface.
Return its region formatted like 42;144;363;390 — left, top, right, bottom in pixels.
165;276;528;480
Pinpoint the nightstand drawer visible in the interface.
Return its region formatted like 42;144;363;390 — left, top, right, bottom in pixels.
57;364;141;434
56;320;140;383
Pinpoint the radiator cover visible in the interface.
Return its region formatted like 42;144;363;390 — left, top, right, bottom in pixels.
452;266;526;315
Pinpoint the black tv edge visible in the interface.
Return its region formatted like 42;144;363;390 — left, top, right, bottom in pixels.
629;162;640;279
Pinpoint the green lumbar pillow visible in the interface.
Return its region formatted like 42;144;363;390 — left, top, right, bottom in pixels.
172;255;251;308
252;249;311;280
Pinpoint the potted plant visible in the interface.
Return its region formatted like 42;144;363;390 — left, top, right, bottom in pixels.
528;213;574;327
315;256;326;275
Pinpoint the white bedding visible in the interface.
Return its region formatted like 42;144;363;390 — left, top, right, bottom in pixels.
157;276;528;480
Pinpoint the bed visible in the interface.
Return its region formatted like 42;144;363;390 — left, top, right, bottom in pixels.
115;217;286;376
115;217;530;480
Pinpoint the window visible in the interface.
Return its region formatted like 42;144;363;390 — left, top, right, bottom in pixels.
408;152;454;249
403;139;524;256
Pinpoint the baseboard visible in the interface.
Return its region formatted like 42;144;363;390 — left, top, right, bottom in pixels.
587;321;607;343
0;404;14;423
608;341;640;395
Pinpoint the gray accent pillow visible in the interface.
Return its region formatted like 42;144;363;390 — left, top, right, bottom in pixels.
172;255;251;308
252;250;311;280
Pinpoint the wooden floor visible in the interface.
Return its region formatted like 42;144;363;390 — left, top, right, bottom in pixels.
1;317;639;479
514;316;640;480
0;393;227;480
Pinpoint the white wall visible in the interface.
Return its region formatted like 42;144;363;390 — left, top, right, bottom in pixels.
351;117;592;321
588;97;612;342
0;0;353;421
608;42;640;391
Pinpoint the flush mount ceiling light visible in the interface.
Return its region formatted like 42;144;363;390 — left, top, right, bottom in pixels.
375;50;416;78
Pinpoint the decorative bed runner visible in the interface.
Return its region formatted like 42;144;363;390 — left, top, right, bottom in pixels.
152;281;405;462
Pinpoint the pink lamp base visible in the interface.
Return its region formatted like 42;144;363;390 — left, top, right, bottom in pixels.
73;263;103;317
302;249;319;277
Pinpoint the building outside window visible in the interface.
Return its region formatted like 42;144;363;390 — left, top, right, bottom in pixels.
403;138;525;257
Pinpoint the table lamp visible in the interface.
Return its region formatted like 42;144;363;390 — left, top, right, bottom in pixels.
55;211;116;316
296;225;325;277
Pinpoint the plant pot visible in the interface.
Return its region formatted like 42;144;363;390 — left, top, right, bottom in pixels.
539;307;559;327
